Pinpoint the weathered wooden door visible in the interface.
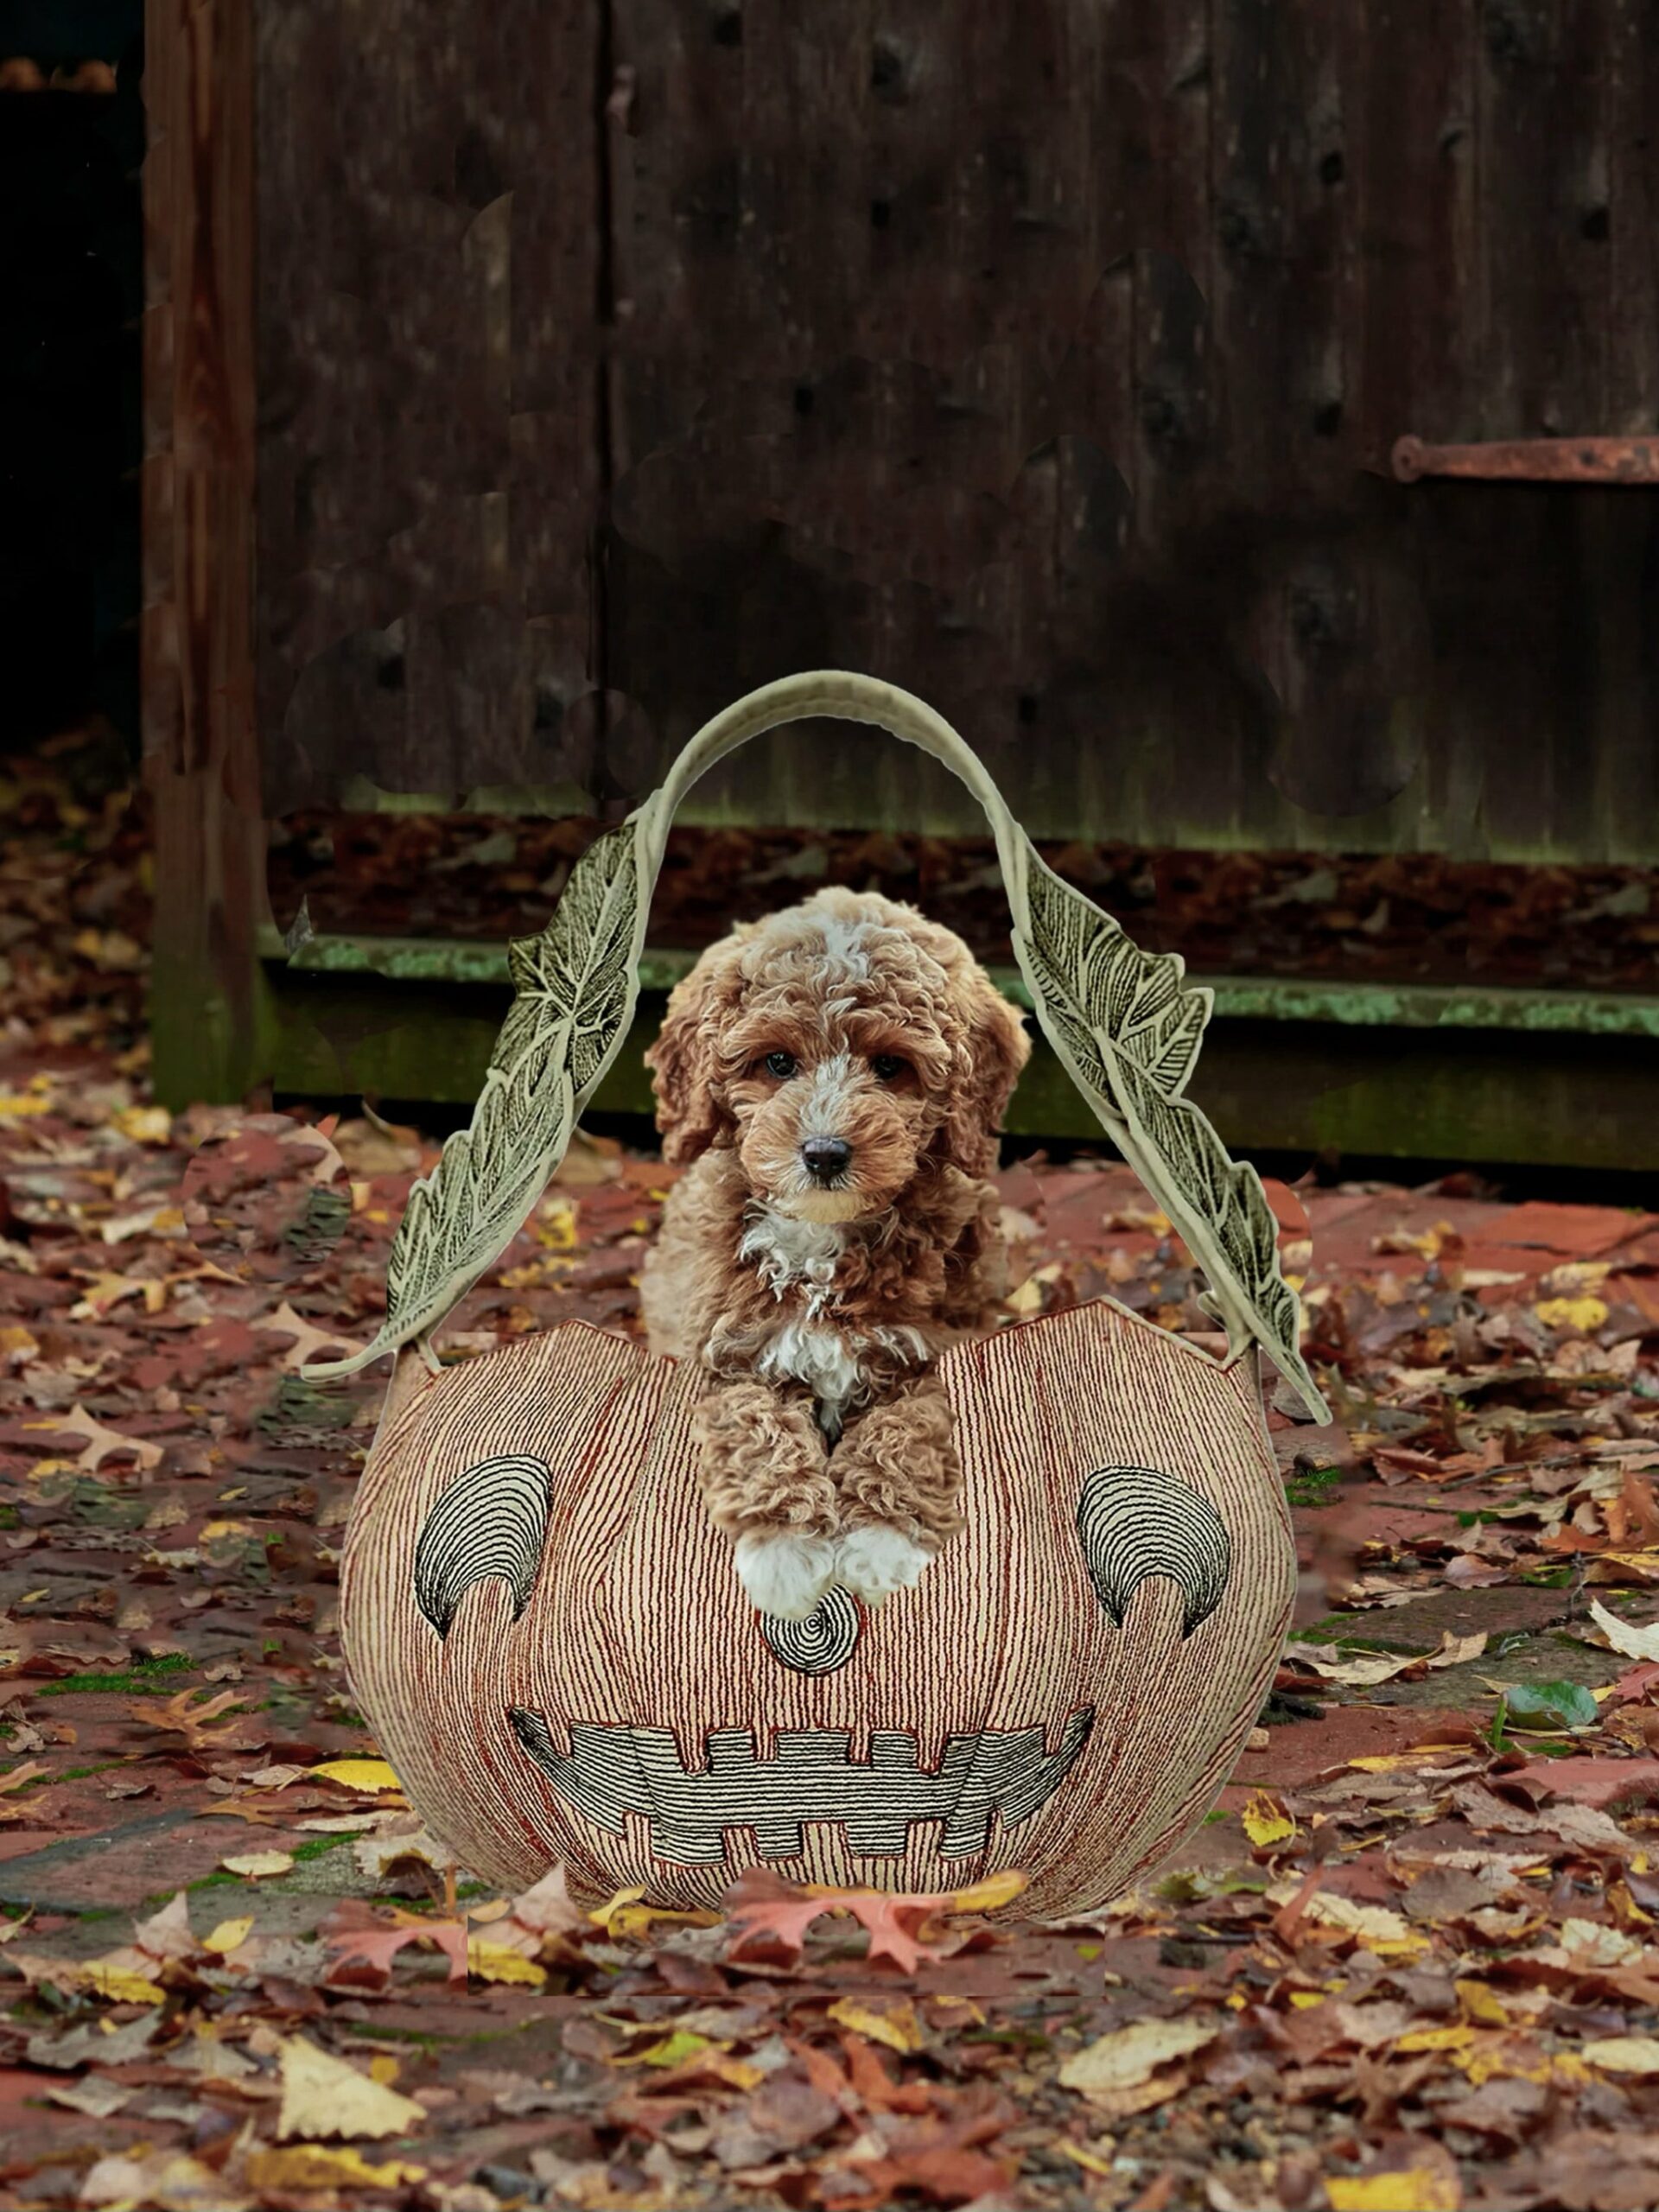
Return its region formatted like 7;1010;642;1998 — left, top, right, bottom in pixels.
144;2;1659;1096
245;1;1659;851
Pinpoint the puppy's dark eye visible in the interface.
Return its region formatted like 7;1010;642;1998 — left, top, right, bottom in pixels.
871;1053;909;1082
763;1051;798;1079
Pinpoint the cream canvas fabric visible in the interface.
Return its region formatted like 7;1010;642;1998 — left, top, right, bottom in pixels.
343;1305;1293;1913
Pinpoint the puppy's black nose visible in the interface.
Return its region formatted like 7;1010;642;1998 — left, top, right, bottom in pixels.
801;1135;853;1181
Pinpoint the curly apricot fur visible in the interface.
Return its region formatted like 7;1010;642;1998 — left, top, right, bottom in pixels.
640;888;1031;1562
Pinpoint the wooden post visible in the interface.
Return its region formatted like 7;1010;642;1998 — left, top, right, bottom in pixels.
142;0;271;1108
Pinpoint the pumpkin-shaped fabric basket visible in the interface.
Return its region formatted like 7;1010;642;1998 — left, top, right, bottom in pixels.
321;673;1326;1916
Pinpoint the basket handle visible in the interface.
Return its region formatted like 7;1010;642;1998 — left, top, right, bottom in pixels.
308;672;1326;1419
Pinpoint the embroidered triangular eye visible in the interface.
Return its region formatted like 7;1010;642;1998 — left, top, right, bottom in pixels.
1076;1465;1232;1640
413;1454;550;1637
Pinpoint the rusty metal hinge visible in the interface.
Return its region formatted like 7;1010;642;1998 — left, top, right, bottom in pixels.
1392;435;1659;484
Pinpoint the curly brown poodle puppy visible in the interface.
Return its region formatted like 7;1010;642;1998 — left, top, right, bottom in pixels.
639;887;1032;1621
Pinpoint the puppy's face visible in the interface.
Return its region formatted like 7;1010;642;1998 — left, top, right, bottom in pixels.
725;1012;947;1225
645;893;1032;1217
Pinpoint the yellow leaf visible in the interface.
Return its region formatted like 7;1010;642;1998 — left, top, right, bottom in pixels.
201;1916;254;1955
114;1106;173;1146
946;1867;1027;1914
1596;1551;1659;1581
1455;1980;1509;2028
1057;2142;1117;2177
0;1325;40;1362
369;2054;401;2086
587;1884;719;1940
1457;2043;1591;2090
1395;2024;1475;2054
73;928;144;971
1610;1878;1654;1927
1344;1744;1471;1772
1327;2175;1459;2212
0;1094;50;1119
245;2146;427;2191
588;1883;645;1930
1296;1645;1426;1688
710;2055;769;2090
79;1961;167;2004
1287;1993;1325;2010
1298;1892;1429;1958
219;1852;294;1879
534;1197;580;1250
1583;2035;1659;2076
605;2026;762;2089
1560;1916;1646;1967
1058;2014;1220;2097
1534;1294;1609;1334
622;2030;715;2069
308;1758;404;1794
467;1940;548;1987
828;1996;925;2054
1242;1793;1296;1848
1590;1598;1659;1662
610;1900;721;1940
276;2034;425;2141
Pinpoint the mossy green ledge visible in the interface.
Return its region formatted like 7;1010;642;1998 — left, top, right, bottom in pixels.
258;928;1659;1039
256;928;1659;1171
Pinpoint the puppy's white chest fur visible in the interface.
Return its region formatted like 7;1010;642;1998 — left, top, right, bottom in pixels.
736;1207;857;1433
737;1207;847;1319
734;1204;925;1440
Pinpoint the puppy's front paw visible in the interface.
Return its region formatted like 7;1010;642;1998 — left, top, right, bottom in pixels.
835;1524;932;1607
734;1531;838;1621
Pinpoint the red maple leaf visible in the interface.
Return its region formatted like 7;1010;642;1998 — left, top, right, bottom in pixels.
838;1892;950;1974
725;1866;1021;1972
724;1868;842;1955
322;1900;469;1983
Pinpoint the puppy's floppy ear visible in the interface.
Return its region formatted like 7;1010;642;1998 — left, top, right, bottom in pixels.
938;969;1033;1179
644;936;745;1165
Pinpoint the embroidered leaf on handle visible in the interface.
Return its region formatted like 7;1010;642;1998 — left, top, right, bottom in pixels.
304;818;649;1377
1013;851;1327;1421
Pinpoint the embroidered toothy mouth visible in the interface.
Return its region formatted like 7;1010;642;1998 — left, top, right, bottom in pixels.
507;1708;1095;1865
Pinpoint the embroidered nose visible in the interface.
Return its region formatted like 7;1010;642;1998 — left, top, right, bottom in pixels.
801;1135;853;1181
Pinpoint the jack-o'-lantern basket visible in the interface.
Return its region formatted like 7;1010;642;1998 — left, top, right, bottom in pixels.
319;673;1326;1916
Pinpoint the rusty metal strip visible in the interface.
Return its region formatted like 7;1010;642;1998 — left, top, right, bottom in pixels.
1393;435;1659;485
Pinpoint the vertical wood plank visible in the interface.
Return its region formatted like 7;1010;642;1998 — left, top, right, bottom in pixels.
257;0;605;812
1586;0;1659;860
1470;0;1609;859
1343;3;1482;854
142;0;270;1107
